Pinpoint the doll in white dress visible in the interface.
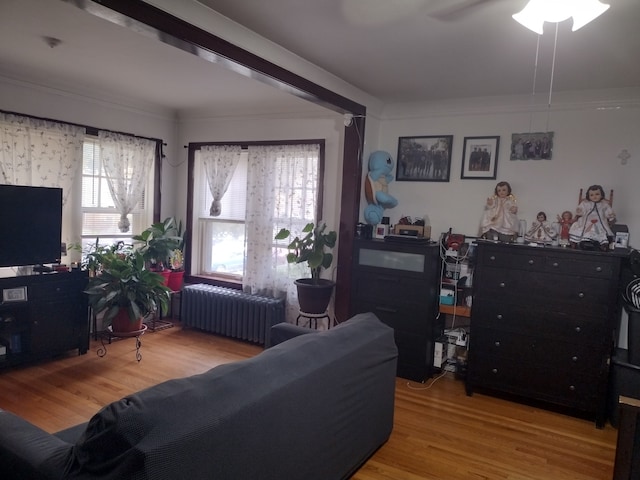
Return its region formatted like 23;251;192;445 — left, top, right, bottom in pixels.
525;211;556;244
569;185;615;247
479;181;519;242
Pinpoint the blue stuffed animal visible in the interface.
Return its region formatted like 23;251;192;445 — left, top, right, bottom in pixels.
364;150;398;225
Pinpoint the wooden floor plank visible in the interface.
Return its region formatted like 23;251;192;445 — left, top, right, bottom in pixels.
0;322;617;479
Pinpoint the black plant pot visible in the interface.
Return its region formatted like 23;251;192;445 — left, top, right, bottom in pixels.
295;278;335;314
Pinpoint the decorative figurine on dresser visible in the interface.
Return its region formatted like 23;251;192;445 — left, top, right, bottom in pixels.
466;240;625;427
569;185;616;250
556;210;576;247
349;238;441;382
479;181;519;242
524;211;557;244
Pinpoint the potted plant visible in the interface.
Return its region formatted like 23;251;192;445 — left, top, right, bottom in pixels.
133;217;182;284
275;222;338;314
84;244;172;333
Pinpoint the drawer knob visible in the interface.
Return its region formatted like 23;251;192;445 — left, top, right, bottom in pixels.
499;282;506;288
528;259;534;265
490;255;496;261
552;262;559;268
572;356;578;362
578;292;585;298
595;266;602;272
496;314;503;320
569;385;576;391
494;341;501;347
492;368;498;374
575;326;582;333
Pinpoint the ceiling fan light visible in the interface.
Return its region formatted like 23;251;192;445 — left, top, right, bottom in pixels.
512;0;610;34
571;1;610;31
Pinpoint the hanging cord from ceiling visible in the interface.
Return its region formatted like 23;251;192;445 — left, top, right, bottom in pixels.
546;23;560;132
528;35;541;133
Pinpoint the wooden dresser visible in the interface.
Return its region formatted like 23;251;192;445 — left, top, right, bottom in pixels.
466;241;623;427
350;238;441;382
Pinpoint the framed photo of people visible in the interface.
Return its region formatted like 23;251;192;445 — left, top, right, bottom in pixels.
460;136;500;180
510;131;554;160
396;135;453;182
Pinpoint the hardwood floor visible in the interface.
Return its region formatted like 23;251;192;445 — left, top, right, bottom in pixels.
0;322;617;479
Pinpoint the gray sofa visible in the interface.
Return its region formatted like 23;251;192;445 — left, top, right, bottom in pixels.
0;312;398;479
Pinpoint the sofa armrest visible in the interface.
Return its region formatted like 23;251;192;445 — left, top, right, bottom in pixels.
269;322;319;347
0;410;72;480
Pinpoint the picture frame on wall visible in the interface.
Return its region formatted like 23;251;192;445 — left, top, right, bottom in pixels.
396;135;453;182
460;136;500;180
510;131;554;160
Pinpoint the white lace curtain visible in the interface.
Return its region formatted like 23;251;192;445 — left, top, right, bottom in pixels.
201;145;241;216
99;131;156;232
0;113;84;204
243;143;320;322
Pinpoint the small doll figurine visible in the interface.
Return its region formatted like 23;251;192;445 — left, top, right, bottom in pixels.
556;210;575;246
569;185;615;248
524;211;556;244
479;181;519;242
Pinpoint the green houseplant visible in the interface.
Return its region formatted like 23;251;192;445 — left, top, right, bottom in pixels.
133;217;182;272
84;244;171;333
275;222;338;314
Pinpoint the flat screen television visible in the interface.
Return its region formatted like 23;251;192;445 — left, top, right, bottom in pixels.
0;184;63;268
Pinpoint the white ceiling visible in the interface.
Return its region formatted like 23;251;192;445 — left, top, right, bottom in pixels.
0;0;639;114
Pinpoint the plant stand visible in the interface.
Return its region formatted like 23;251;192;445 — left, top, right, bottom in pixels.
296;311;334;330
97;324;147;362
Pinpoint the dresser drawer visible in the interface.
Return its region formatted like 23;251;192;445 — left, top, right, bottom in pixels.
474;267;613;314
468;357;601;411
470;326;607;374
471;300;611;340
479;245;617;279
352;300;433;335
352;272;435;309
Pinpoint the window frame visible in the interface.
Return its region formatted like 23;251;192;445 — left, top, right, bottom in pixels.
186;140;325;287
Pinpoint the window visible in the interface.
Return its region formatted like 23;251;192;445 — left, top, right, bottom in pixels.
190;142;324;283
80;137;153;251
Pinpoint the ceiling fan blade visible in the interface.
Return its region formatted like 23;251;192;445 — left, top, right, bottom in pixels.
427;0;495;20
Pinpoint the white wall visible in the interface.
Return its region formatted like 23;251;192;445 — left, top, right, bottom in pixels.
371;88;640;246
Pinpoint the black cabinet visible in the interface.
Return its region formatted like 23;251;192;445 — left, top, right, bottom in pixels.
0;272;89;367
466;241;623;427
350;239;441;381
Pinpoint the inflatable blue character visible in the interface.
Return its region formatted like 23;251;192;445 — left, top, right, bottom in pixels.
364;150;398;225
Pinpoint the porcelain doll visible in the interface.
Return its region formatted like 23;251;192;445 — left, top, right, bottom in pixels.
556;210;575;246
569;185;615;247
524;212;556;244
479;181;519;242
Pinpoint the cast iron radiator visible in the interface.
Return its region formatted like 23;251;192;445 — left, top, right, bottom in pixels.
181;284;285;346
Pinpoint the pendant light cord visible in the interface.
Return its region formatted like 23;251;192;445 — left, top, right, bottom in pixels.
546;23;559;132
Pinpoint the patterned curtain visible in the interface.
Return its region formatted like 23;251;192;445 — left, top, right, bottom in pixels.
243;143;320;322
201;145;241;216
0;113;84;204
99;131;156;232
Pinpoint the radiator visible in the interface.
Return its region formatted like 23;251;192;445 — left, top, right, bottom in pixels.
181;284;285;346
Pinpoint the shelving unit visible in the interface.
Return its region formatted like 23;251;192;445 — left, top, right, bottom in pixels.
0;271;89;368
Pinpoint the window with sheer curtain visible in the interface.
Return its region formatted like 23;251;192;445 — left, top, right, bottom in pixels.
191;142;324;303
81;137;154;250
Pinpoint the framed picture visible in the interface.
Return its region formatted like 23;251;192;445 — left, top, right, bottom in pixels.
2;286;28;303
460;136;500;180
510;131;554;160
396;135;453;182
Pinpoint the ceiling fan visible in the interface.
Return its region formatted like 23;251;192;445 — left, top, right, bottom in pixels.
426;0;500;20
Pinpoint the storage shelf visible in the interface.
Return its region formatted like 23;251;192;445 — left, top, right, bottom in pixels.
439;304;471;317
